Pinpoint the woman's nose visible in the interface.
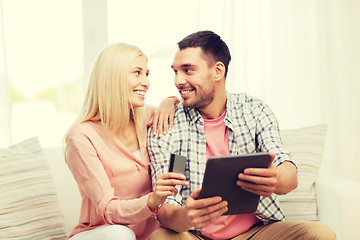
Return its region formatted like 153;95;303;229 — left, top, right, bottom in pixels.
141;75;150;88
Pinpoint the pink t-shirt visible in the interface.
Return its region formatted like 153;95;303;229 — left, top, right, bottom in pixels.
201;111;259;239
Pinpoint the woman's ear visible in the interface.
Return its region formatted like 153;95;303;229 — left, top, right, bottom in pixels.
213;61;226;82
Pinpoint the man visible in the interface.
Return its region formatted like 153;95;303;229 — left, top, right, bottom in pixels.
148;30;335;240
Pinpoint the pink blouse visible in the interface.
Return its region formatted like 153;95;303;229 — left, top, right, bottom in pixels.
66;108;159;240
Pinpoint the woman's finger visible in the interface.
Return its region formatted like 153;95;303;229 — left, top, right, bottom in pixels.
155;185;178;193
168;113;174;131
157;113;164;137
156;178;188;187
158;172;186;180
152;112;159;136
162;113;169;135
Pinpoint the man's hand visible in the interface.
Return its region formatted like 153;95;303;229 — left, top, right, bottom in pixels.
237;161;277;197
236;153;298;196
236;153;277;197
185;189;228;230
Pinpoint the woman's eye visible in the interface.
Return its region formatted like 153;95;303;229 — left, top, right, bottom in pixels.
134;71;140;75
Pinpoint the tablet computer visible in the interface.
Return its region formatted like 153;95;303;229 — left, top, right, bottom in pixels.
198;153;272;215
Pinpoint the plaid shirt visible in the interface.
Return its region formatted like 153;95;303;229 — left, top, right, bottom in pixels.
148;92;294;223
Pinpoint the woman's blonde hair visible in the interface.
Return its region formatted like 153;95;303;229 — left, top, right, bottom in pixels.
64;43;147;163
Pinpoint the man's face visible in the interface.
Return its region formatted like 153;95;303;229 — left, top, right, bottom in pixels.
171;47;215;109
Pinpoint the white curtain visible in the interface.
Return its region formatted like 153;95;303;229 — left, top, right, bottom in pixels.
198;0;360;182
319;0;360;183
0;0;11;147
82;0;108;88
1;0;359;182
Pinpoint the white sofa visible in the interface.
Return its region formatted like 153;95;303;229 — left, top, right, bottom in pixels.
46;147;360;240
43;124;360;240
316;173;360;240
44;147;81;235
2;124;360;240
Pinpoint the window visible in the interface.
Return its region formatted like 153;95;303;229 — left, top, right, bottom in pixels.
107;0;201;106
2;0;82;147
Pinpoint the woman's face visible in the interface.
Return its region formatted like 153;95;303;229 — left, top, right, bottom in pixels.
127;55;150;108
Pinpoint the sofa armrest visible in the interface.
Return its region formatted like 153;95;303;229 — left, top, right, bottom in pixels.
316;173;360;240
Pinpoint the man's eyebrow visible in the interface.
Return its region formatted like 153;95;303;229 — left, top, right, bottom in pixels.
171;64;195;69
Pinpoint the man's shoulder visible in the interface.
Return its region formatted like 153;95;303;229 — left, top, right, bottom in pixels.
172;103;193;128
227;92;266;110
148;103;189;142
174;102;191;120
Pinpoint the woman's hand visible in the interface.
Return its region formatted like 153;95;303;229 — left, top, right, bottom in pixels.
152;97;179;137
148;172;188;212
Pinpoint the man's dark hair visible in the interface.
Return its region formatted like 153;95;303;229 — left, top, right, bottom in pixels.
178;30;231;77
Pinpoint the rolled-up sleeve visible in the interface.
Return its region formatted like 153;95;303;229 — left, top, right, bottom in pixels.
147;127;184;207
255;103;295;167
147;130;169;191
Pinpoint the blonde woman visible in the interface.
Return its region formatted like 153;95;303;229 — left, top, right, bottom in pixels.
65;43;188;240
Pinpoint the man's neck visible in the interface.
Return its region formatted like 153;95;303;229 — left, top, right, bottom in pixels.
198;91;227;119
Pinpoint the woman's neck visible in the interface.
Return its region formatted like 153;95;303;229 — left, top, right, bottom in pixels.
116;120;140;152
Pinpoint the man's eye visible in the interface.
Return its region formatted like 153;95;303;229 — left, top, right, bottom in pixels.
185;69;193;73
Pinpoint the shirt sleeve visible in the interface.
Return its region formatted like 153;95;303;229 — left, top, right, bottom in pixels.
147;125;184;207
255;103;295;167
66;129;154;225
147;128;168;191
146;104;170;193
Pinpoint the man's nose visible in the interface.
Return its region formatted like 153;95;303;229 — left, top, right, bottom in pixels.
174;73;186;87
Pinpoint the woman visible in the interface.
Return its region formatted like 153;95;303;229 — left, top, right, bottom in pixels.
64;43;188;240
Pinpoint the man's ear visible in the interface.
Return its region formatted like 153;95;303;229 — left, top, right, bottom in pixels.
213;61;226;82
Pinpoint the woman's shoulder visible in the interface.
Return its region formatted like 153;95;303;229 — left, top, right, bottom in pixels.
68;120;102;138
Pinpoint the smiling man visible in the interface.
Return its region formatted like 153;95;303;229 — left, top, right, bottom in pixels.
148;30;336;240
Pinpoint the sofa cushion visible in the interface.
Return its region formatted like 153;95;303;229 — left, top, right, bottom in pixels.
278;124;328;221
0;137;67;239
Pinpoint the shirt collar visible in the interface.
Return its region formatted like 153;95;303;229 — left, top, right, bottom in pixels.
184;105;203;125
225;92;244;126
181;92;244;126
